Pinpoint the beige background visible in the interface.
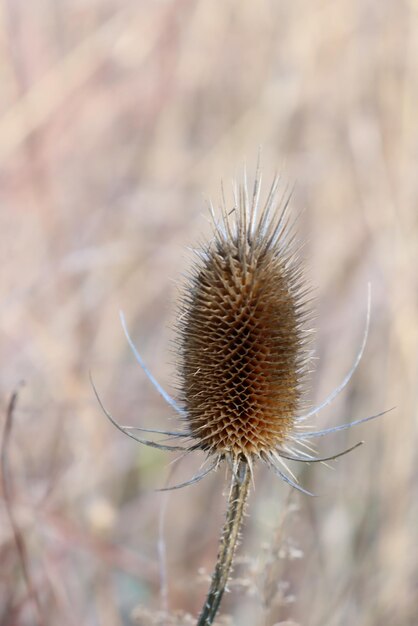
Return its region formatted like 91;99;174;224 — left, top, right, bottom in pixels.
0;1;417;625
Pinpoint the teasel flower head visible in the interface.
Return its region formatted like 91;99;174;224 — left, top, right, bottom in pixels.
93;166;387;491
175;173;313;477
93;165;389;626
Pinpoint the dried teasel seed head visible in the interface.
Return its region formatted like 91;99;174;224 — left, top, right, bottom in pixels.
176;174;312;463
92;166;384;626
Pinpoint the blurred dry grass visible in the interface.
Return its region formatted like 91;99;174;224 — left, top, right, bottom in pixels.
0;0;417;624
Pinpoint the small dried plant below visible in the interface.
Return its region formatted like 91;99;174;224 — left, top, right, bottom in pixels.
93;165;388;625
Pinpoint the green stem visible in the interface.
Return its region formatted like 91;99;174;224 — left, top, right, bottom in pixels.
197;459;250;626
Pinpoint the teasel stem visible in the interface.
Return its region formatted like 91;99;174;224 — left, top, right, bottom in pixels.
197;458;251;626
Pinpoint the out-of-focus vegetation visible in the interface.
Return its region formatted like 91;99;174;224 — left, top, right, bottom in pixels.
0;1;417;625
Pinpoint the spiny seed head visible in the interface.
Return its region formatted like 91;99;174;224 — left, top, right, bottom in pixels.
94;166;374;494
176;174;312;463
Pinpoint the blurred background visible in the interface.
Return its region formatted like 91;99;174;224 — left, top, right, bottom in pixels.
0;1;417;625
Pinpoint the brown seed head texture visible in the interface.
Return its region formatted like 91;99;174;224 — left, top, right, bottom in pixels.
177;175;311;464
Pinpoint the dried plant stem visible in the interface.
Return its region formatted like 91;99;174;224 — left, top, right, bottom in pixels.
1;389;46;626
197;459;250;626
